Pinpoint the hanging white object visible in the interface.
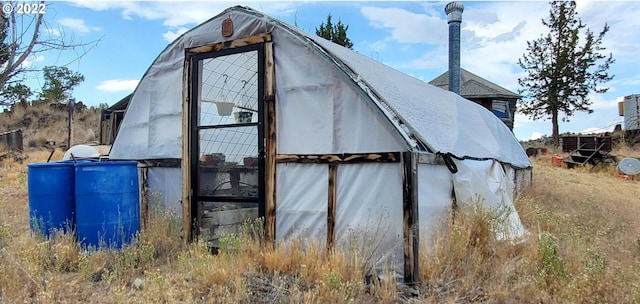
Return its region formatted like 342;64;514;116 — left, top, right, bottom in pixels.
618;158;640;175
211;73;234;116
213;100;234;116
63;145;100;160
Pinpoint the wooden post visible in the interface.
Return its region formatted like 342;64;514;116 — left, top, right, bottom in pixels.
402;151;419;284
264;41;277;246
181;57;193;243
67;99;75;149
327;164;337;250
139;167;149;229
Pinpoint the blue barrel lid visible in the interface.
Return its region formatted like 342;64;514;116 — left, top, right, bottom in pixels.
74;160;138;167
27;160;77;168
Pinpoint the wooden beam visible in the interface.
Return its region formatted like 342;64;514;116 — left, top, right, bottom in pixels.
276;152;401;164
264;41;277;246
189;33;272;54
402;151;419;285
139;167;149;230
411;151;420;284
138;158;182;168
181;56;193;243
327;164;337;250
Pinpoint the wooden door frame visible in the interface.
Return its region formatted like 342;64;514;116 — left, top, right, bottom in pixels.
181;33;275;243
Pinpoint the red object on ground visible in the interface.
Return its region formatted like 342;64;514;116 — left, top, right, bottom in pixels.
552;154;564;167
618;174;632;180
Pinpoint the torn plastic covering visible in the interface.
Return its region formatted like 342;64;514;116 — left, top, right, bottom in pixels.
510;164;533;195
451;159;527;239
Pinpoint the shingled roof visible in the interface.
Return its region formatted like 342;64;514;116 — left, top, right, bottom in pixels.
429;68;520;100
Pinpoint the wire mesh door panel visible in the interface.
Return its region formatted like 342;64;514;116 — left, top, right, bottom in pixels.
197;126;259;197
194;46;263;200
190;43;265;246
199;50;260;126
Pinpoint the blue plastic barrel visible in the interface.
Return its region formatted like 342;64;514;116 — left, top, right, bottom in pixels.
74;161;140;249
27;161;76;237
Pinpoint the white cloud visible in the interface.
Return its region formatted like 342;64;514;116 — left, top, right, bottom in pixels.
69;1;221;27
530;132;543;140
589;94;620;111
162;27;189;43
356;2;550;93
58;18;101;34
46;28;61;37
69;1;299;28
20;55;45;68
579;127;609;134
360;6;446;45
96;79;139;92
363;39;388;54
612;75;640;87
402;49;448;71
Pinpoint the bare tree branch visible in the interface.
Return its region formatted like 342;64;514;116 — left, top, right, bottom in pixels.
0;1;101;107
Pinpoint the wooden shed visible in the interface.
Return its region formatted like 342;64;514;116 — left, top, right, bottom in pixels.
99;93;131;145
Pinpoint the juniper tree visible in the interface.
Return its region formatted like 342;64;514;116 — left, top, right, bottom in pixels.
39;66;84;102
315;14;353;49
518;1;614;145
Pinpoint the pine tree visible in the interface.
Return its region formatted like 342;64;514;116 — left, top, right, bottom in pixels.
315;14;353;49
518;1;614;145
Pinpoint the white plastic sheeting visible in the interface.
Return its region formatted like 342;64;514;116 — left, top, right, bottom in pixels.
417;164;454;247
110;7;404;160
451;159;527;239
276;163;327;242
311;37;531;169
274;34;404;154
335;163;404;279
110;6;531;171
110;9;269;159
275;163;404;278
146;167;182;217
106;5;533;281
503;164;532;197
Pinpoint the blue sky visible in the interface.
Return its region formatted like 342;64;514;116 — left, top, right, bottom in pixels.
18;1;640;141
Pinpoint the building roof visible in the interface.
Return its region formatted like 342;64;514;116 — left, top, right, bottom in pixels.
109;6;530;169
108;93;132;111
429;68;520;100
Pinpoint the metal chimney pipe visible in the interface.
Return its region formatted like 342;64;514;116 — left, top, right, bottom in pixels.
445;1;464;95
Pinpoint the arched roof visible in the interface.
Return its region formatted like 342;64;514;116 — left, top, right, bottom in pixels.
110;6;530;169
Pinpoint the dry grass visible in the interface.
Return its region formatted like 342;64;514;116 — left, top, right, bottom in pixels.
2;146;640;302
416;150;640;303
1;102;101;148
0;151;398;303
